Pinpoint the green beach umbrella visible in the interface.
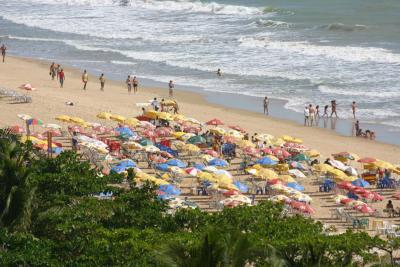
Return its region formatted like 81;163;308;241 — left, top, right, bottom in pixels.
139;138;153;146
292;153;310;162
187;135;206;145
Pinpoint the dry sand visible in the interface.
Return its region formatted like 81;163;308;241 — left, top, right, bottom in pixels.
0;56;399;163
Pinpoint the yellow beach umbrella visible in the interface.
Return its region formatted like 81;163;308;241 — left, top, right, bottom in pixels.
173;132;186;138
304;149;320;158
21;135;40;143
183;144;200;152
124;118;139;127
144;110;158;120
55;115;71;122
226;129;243;139
257;168;279;180
173;114;186;121
70;117;85;124
256;133;274;142
96;112;112;120
236;139;255;148
157;112;173;121
313;163;335;172
209;127;226;135
271;138;285;146
110;114;126;123
328;169;348;179
373;160;395;170
279;175;296;183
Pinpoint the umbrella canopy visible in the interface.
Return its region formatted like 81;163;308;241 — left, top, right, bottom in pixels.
124;118;140;127
208;158;229;167
292;153;309;162
357;157;376;164
19;83;36;90
43;123;62;130
287;182;305;191
288;169;306;178
139;138;154;146
272;148;291;158
155;163;170;172
155;143;178;157
18;114;32;121
55;115;71;123
110;114;126;123
194;163;205;171
110;159;136;173
202;149;219;157
166;159;187;168
185;167;199;176
145;145;160;153
159;184;181;196
233;181;248;193
279;175;296;183
352;178;370;187
97;112;112;120
373;160;395;170
290;161;306;170
115;126;134;138
332;152;360;161
206;118;224;126
228;125;246;133
155;127;173;137
70;117;85;124
9;125;25;134
187;135;206;145
255;133;274;142
256;157;277;166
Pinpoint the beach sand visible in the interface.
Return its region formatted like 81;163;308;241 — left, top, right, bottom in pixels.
1;56;399;162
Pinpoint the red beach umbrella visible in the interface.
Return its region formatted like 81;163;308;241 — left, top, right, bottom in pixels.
202;149;219;157
228;125;245;133
206;118;224;126
9;125;25;134
155;127;173;137
223;189;239;197
357;157;376;164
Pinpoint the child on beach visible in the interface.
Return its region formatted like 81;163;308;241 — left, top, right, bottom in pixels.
99;73;105;91
323;105;329;117
1;44;7;63
82;70;88;90
59;69;65;88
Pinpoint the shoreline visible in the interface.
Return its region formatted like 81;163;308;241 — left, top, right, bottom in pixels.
0;55;399;163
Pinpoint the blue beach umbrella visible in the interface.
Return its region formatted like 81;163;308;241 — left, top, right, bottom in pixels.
287;182;305;191
166;159;187;168
208;158;228;167
233;181;248;193
194;163;205;171
256;157;277;166
155;143;178;157
115;126;134;138
159;184;181;196
352;178;370;188
155;163;170;172
110;159;136;173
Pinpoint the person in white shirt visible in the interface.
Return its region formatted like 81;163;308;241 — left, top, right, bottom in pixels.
304;105;310;126
151;97;159;111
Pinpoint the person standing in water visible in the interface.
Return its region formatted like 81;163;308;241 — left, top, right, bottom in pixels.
263;96;269;115
59;69;65;88
330;100;338;118
323;105;329;117
309;104;315;126
1;44;7;63
133;76;138;94
99;73;105;91
315;105;320;118
168;80;174;97
351;101;357;119
82;70;89;90
217;68;222;77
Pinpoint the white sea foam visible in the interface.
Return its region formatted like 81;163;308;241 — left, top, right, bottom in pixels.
19;0;262;15
110;60;137;66
238;37;400;64
318;85;400;98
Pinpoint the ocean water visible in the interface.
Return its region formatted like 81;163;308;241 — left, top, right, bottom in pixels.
1;0;400;129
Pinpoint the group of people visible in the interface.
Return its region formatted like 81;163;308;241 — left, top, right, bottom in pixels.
49;62;65;88
149;97;179;114
125;75;139;94
355;120;376;140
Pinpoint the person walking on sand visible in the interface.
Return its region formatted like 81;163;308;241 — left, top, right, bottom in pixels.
304;105;310;126
99;73;105;91
133;76;138;94
59;69;65;88
126;75;132;93
55;64;61;80
168;80;174;97
330;100;338;118
1;44;7;63
82;70;88;90
309;104;316;126
263;96;269;115
49;62;56;80
351;101;357;119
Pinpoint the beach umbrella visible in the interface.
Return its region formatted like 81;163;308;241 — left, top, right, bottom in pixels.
139;138;153;146
288;169;306;178
18;114;32;121
206;118;224;126
115;126;134;138
233;181;248;193
255;133;274;142
159;184;181;196
124;118;140;127
337;181;355;190
180;133;196;141
292;153;309;162
357;157;376;164
236;140;255;148
19;83;36;91
110;114;126;123
345;166;358;176
43;123;62;130
155;127;173;137
182;144;200;153
27;118;43;126
185;167;199;176
9;125;25;134
69;117;85;124
139;121;156;129
304;149;320;158
208;158;228;167
155;163;170;172
144;110;158;120
290;161;306;170
243;146;260;157
279;175;296;183
145;145;160;153
226;129;243;139
228;125;246;133
272;148;291;158
123;141;143;150
202;149;219;157
351;178;370;187
373;160;395;170
184;117;202;125
204;166;219;173
313;163;334;173
256;157;277;166
55;115;71;123
332;152;360;161
97;112;112;120
271;138;285;146
155;143;178;157
187;135;206;145
194;163;205;171
223;189;240;197
167;159;187;168
287;182;305;191
257;168;278;179
209;127;226;135
183;125;201;134
110;159;136;173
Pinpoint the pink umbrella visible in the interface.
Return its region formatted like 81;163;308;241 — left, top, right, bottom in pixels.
224;136;236;144
206;118;224;126
272;148;291;158
203;149;219;157
223;189;239;197
352;186;366;194
185;167;199;176
183;126;201;134
337;182;354;190
228;125;246;133
19;83;36;91
261;148;273;154
155;127;173;137
393;192;400;200
243;146;260;156
43;129;62;137
340;198;353;205
139;121;156;129
160;151;174;159
357;157;376;164
143;129;157;138
268;179;282;185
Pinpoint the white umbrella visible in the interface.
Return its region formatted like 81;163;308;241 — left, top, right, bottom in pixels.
288;169;306;178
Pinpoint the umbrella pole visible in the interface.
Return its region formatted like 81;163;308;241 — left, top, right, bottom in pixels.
26;121;30;138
